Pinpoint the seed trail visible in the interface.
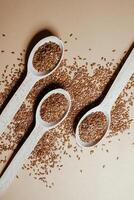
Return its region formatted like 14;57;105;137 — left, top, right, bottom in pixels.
0;36;133;187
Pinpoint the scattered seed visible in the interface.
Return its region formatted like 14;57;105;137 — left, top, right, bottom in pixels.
90;150;94;155
0;37;133;189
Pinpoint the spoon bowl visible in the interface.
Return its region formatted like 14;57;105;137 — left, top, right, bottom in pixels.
36;88;71;128
75;104;110;147
28;36;64;77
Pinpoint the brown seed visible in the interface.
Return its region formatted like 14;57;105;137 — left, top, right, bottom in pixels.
40;93;68;123
33;42;62;73
79;112;108;144
0;41;133;188
90;150;94;155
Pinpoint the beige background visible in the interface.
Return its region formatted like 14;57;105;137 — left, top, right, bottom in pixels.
0;0;134;199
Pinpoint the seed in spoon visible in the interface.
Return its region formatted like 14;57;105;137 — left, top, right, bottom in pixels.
33;41;62;73
40;93;68;123
79;111;108;144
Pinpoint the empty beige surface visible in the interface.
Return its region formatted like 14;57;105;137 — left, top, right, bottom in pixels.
0;0;134;199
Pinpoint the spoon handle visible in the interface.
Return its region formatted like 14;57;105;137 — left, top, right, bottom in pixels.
0;125;46;193
0;74;37;135
102;48;134;111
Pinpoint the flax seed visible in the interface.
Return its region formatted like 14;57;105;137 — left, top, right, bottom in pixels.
40;93;68;123
33;42;62;73
79;112;108;144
